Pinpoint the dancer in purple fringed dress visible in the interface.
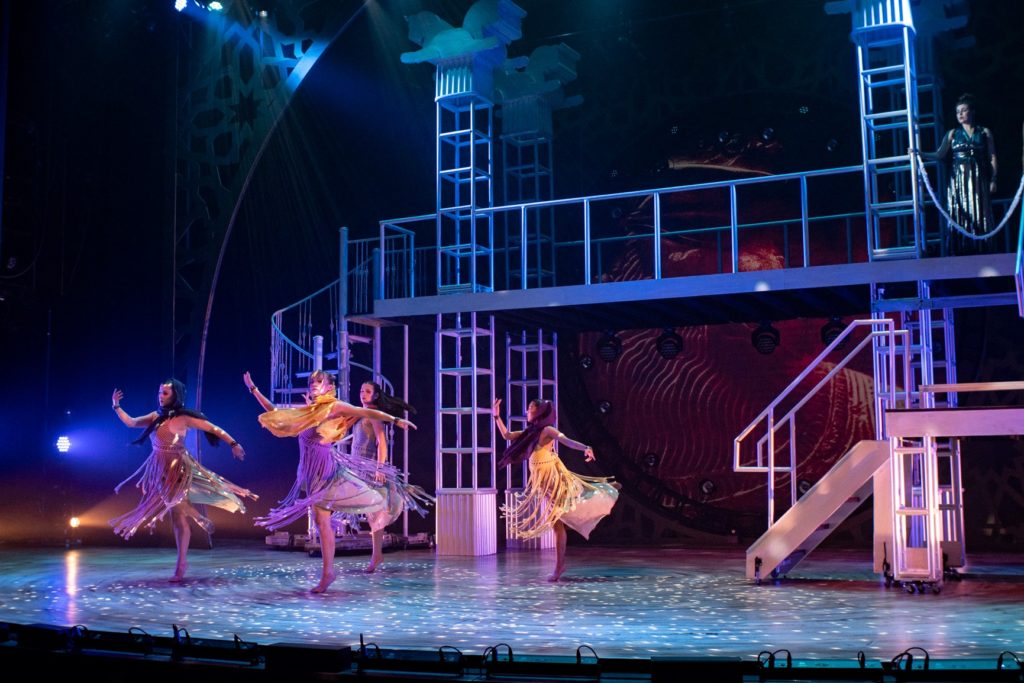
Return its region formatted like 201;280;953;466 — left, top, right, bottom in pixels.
243;370;427;593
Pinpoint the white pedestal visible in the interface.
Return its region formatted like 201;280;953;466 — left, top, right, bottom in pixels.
436;490;497;556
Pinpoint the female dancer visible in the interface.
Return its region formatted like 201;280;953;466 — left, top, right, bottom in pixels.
110;379;257;582
353;381;432;572
243;370;425;592
493;398;619;581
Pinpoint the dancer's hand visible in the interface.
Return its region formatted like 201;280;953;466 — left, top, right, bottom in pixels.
231;443;246;461
583;446;595;462
242;371;255;392
112;389;124;408
394;417;417;431
492;398;502;418
374;469;386;484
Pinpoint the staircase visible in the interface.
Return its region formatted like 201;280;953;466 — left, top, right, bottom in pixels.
747;439;889;581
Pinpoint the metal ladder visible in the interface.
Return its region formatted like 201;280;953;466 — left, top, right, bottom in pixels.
503;329;558;549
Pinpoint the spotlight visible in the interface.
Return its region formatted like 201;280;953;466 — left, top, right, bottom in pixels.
798;105;810;114
174;0;188;11
797;479;812;497
642;452;659;470
56;436;72;453
699;479;716;501
826;138;839;153
597;400;613;415
69;517;81;529
820;317;846;347
751;322;780;355
596;333;622;362
655;328;683;359
208;1;225;10
761;127;775;142
579;354;594;370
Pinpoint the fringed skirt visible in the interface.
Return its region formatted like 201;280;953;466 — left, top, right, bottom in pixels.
255;438;433;532
503;447;619;540
109;443;256;539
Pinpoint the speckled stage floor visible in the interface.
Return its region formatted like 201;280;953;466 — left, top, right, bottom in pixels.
1;542;1022;662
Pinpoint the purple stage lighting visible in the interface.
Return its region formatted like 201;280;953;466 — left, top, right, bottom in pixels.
56;436;72;453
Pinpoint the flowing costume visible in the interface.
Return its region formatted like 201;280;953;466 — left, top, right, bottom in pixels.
944;126;995;254
255;395;432;531
503;441;619;540
110;425;256;539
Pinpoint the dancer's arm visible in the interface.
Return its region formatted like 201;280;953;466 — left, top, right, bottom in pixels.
243;371;276;412
372;419;389;483
111;389;157;428
546;426;596;462
491;398;522;441
918;129;952;162
329;400;417;430
180;415;247;460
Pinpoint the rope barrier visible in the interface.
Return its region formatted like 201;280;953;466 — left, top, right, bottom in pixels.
913;152;1024;241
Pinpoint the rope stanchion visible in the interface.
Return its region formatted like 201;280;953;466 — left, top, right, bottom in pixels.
914;151;1024;242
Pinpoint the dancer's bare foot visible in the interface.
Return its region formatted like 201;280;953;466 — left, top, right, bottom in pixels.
310;571;337;593
365;556;382;574
169;563;188;583
547;564;566;582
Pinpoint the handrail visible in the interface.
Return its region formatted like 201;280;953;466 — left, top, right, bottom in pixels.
1016;204;1023;317
270;277;341;360
733;318;912;526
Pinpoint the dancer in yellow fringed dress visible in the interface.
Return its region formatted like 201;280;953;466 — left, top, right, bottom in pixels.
494;398;619;582
244;370;428;593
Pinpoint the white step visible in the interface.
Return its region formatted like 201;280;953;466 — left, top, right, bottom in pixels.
746;440;889;580
886;406;1024;437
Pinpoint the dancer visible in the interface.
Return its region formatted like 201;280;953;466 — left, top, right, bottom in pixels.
354;381;432;572
494;398;619;582
110;380;257;582
922;93;998;254
243;371;427;592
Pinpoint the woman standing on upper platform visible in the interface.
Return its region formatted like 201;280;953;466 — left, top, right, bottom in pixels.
110;379;257;583
493;398;619;582
923;93;998;254
243;370;420;593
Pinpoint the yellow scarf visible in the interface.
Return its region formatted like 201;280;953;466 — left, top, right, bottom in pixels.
257;394;358;444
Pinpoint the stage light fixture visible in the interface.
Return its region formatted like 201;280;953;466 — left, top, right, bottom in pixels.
751;322;780;355
642;452;659;470
797;479;812;497
597;400;612;415
69;517;81;529
56;436;72;453
699;479;716;501
596;333;622;362
820;316;846;347
208;1;225;10
579;354;594;370
655;328;683;359
826;138;839;152
174;0;188;11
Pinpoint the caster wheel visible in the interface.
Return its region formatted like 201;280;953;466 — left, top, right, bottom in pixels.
904;582;916;594
932;584;942;595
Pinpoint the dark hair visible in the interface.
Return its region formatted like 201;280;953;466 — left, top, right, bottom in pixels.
308;370;337;389
133;378;219;447
956;93;975;110
362;381;417;417
496;399;556;469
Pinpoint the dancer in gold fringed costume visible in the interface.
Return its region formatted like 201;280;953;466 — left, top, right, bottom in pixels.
110;379;256;583
494;398;619;582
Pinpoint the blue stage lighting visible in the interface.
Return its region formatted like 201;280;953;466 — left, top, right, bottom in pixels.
56;436;72;453
208;1;225;10
174;0;188;11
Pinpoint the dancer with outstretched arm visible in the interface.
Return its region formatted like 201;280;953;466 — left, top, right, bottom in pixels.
110;379;257;582
494;398;619;582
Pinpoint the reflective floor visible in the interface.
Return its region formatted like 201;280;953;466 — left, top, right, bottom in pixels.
1;542;1022;661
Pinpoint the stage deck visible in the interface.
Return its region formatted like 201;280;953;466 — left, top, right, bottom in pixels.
1;542;1022;663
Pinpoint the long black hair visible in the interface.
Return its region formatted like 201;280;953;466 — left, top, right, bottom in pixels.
133;378;219;446
362;381;417;417
496;399;556;470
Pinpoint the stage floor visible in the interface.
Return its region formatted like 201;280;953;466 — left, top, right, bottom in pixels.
1;541;1022;662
